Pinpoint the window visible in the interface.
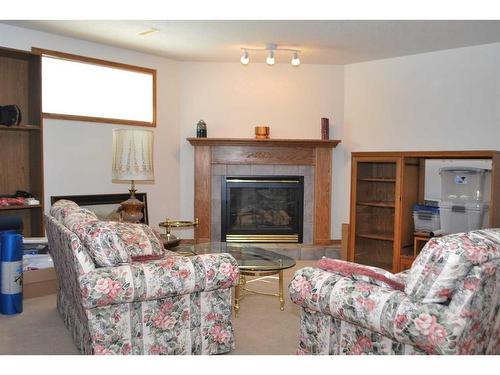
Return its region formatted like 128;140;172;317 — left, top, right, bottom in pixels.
35;48;156;127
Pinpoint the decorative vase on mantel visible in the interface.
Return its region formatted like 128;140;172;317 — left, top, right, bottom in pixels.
255;125;270;139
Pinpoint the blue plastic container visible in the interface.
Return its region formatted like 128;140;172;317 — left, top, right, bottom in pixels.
0;231;23;315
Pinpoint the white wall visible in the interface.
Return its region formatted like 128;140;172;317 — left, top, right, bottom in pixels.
0;24;181;230
3;23;499;240
178;62;345;238
343;43;500;224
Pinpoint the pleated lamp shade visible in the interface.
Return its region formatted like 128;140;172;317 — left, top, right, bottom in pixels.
112;129;154;181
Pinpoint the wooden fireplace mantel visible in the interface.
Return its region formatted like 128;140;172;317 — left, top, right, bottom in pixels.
187;137;341;148
188;137;341;245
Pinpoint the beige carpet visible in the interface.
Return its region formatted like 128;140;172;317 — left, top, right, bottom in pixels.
0;260;315;355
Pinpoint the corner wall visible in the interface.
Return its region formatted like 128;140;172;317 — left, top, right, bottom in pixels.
178;62;345;239
343;42;500;224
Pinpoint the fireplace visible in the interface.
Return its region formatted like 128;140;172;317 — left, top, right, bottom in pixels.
221;176;304;243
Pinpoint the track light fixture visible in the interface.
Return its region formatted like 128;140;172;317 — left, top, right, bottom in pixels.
266;50;275;65
240;49;249;65
240;43;301;66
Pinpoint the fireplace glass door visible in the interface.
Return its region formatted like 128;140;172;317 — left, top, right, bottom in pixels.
221;176;304;243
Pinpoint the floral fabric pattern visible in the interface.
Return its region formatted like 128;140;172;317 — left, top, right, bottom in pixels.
45;200;239;355
79;254;240;309
50;199;81;221
290;229;500;355
62;208;98;231
405;229;500;303
71;220;165;267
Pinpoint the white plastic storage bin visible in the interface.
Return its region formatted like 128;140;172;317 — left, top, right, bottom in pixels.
439;167;491;203
413;205;440;232
439;201;489;234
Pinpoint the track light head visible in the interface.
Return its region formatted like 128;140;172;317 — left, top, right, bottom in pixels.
266;50;275;65
291;51;300;67
240;50;249;65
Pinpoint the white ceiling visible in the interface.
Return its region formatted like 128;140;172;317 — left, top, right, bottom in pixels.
5;20;500;64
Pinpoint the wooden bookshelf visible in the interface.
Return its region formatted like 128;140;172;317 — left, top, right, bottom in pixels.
0;46;44;236
349;151;500;272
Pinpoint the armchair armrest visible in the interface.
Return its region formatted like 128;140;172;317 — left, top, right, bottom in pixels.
79;253;239;309
289;267;462;354
317;257;405;291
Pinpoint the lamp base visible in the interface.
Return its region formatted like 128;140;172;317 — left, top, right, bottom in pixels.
119;189;144;223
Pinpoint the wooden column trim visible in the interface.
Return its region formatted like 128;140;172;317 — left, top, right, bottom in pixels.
313;147;332;244
194;145;211;243
490;153;500;228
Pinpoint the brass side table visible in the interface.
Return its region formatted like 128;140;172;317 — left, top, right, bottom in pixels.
159;218;199;249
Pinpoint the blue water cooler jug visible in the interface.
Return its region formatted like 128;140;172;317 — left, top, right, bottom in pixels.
0;231;23;315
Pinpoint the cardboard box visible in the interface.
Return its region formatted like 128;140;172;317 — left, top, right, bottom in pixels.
23;267;58;299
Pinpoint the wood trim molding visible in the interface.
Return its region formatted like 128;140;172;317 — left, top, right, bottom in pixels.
313;147;332;244
352;150;499;159
31;47;156;74
188;137;341;148
193;146;212;244
212;145;314;165
42;113;156;127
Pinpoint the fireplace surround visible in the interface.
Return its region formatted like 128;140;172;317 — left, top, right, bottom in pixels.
221;176;304;243
188;138;340;245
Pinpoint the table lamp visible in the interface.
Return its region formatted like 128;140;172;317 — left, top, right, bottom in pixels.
112;129;154;223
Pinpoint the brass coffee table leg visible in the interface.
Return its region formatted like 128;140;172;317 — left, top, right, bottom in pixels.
233;270;288;314
279;270;284;311
233;275;245;317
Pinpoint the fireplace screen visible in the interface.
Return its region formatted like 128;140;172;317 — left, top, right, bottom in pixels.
221;176;304;243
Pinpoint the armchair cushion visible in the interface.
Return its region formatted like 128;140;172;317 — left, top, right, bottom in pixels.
317;257;405;291
405;229;500;303
79;253;239;309
72;221;165;267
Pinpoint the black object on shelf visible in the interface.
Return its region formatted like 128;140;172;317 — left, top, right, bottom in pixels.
0;105;22;126
196;120;207;138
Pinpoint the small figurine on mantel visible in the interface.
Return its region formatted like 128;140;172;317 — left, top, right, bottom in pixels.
196;120;207;138
321;117;330;140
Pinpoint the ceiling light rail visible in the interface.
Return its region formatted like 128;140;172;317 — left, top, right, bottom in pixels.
240;43;300;66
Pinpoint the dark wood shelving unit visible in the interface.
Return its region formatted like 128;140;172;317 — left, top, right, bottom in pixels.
0;46;44;237
0;124;41;132
0;205;42;211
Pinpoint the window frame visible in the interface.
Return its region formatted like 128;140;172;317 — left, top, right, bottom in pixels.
32;47;157;127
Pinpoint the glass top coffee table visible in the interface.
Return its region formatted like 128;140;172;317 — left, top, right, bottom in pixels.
173;242;296;315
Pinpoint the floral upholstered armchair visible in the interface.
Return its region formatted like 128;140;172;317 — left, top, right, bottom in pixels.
289;229;500;354
45;200;239;355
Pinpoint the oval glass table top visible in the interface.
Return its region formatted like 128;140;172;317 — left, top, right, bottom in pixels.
172;242;296;272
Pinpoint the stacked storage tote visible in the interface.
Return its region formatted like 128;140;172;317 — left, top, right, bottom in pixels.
439;167;491;234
